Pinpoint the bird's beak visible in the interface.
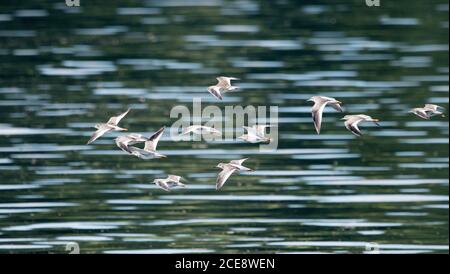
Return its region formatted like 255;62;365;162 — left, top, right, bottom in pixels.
123;128;128;131
373;119;381;126
337;101;343;105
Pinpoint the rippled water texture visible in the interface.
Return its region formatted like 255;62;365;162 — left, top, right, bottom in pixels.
0;0;448;254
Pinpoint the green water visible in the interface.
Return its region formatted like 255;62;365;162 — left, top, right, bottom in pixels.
0;0;448;254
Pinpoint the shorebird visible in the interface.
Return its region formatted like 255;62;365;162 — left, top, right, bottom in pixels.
410;104;446;120
342;114;380;137
307;96;343;134
216;158;253;190
115;133;148;153
181;125;221;137
153;175;186;191
87;109;130;144
128;127;166;159
207;76;240;100
238;125;272;143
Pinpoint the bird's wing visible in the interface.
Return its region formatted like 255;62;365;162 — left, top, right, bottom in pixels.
208;86;223;100
230;158;248;166
311;101;328;134
328;102;343;112
181;126;197;135
345;117;363;136
156;180;171;192
115;137;132;153
243;126;258;136
216;77;234;89
144;127;165;151
415;109;431;119
87;125;111;145
216;166;237;190
167;175;182;183
255;125;270;137
107;108;130;125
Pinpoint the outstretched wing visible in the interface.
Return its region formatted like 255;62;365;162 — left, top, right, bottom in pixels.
115;137;132;153
328;102;343;112
155;180;171;192
230;158;248;166
216;76;238;89
181;125;200;135
87;125;111;145
311;101;328;134
144;127;165;151
168;175;182;183
344;118;363;137
216;166;237;190
255;125;271;137
208;86;223;100
415;109;431;119
107;108;130;126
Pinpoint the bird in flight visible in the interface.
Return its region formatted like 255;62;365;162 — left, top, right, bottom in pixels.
239;125;272;143
342;114;380;137
307;96;343;134
153;175;186;191
216;158;253;190
207;76;240;100
410;104;446;120
87;109;130;144
128;127;167;159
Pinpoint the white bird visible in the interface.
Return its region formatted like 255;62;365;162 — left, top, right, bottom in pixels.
153;175;186;191
410;104;446;120
181;125;222;137
207;76;240;100
87;109;130;144
216;158;253;190
307;96;343;134
128;127;166;159
238;125;272;143
342;114;380;137
115;133;148;154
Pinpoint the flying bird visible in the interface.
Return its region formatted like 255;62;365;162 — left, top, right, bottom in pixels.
87;109;130;144
115;133;148;154
153;175;186;191
238;125;272;143
128;127;166;159
307;96;343;134
410;104;446;120
216;158;253;190
181;125;221;137
207;76;240;100
342;114;380;137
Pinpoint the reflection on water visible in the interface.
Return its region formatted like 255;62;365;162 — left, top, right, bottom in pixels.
0;0;448;253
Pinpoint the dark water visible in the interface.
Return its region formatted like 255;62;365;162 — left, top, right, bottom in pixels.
0;0;448;254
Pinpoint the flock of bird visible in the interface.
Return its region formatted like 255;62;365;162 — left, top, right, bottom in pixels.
87;76;446;191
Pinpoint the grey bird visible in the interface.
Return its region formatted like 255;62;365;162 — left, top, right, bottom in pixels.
216;158;253;190
181;125;222;137
87;109;130;144
128;127;166;159
342;114;380;137
207;76;240;100
238;125;272;143
410;104;446;120
307;96;343;134
115;133;148;154
153;175;186;191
